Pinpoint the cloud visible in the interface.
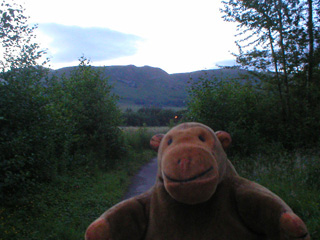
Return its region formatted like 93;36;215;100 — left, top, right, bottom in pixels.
215;59;237;67
38;23;142;63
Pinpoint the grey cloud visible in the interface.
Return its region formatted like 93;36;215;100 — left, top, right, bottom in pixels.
38;23;142;63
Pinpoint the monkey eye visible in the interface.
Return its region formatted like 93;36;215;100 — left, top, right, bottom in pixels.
167;138;173;145
198;135;205;142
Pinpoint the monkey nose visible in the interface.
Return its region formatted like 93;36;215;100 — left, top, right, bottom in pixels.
177;157;192;171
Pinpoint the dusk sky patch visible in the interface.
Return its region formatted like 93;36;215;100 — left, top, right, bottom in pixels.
20;0;238;73
39;23;142;63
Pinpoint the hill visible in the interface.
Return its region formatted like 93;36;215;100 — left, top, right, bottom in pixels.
52;65;253;109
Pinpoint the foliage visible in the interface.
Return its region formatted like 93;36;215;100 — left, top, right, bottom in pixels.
187;71;320;154
188;75;277;155
221;0;320;75
0;126;156;240
220;0;320;139
49;57;123;170
0;55;123;204
187;0;320;153
0;0;122;207
0;0;53;204
0;0;48;70
0;67;53;204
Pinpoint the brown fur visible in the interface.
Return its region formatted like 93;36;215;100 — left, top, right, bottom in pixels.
85;122;309;240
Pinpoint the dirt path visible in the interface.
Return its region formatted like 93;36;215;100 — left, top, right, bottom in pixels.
123;157;158;199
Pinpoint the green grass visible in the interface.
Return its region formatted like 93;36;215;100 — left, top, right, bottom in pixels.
0;148;155;240
232;149;320;239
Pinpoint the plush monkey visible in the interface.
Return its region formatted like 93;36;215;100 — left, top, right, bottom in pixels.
85;122;309;240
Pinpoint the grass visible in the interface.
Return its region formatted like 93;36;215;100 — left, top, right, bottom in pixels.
1;171;126;240
0;127;156;240
232;149;320;239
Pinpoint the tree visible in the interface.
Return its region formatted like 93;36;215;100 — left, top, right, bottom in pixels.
56;57;123;170
0;1;123;205
221;0;319;112
187;75;277;155
0;0;48;71
220;0;320;146
0;0;52;204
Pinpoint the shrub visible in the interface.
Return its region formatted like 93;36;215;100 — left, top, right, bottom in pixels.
0;59;124;205
187;76;275;155
186;71;320;154
49;58;123;171
0;67;55;204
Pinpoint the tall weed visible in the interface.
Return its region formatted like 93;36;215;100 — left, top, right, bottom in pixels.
121;126;170;151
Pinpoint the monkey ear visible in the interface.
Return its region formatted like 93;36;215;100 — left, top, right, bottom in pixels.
150;134;164;152
216;131;232;150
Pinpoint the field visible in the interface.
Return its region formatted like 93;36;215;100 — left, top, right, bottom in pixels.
118;103;186;112
120;126;170;134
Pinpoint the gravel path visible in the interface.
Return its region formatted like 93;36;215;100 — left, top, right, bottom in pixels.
123;157;158;200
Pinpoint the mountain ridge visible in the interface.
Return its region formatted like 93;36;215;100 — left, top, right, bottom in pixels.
52;65;251;108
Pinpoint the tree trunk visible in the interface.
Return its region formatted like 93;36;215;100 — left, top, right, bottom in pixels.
276;0;291;119
267;25;287;122
307;0;314;87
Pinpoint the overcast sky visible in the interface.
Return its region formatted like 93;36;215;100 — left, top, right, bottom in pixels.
17;0;238;73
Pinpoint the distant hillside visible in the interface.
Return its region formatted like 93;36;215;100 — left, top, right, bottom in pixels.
52;65;255;108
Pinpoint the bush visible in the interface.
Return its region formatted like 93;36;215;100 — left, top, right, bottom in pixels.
186;71;320;154
0;1;124;207
51;58;123;171
0;0;57;205
0;67;56;204
0;59;124;205
187;76;275;155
